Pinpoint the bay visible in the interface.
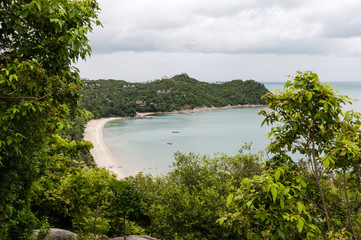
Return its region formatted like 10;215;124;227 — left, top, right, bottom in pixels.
103;82;361;176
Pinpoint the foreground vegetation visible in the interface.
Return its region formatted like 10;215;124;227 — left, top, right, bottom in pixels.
3;67;361;239
80;74;269;118
0;0;101;239
224;72;361;239
1;0;361;239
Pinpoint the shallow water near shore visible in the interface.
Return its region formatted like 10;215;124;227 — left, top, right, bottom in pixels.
103;82;361;176
104;107;272;176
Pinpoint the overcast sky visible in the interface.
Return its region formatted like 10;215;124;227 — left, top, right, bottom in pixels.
76;0;361;82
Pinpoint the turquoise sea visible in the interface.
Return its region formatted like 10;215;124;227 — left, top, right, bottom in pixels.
103;82;361;176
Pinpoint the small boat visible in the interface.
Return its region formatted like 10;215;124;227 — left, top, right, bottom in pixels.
172;131;179;133
167;142;173;145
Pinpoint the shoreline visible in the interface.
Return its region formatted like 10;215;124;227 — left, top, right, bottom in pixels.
83;117;129;179
137;104;267;116
84;104;267;178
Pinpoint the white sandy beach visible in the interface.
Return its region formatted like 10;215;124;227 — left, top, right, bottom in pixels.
83;117;128;179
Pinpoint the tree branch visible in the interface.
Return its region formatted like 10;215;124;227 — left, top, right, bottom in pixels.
0;92;52;100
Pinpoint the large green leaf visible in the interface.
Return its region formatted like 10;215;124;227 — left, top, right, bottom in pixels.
271;186;277;203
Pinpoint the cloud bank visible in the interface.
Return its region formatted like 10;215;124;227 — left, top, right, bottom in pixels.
77;0;361;82
91;0;361;56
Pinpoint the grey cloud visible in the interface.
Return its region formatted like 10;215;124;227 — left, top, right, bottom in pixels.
88;0;361;56
321;16;361;38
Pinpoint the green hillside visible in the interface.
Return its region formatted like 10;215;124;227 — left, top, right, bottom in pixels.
80;73;269;118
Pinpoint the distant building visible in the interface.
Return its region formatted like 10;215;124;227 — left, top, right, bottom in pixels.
136;100;146;107
84;83;101;88
123;84;135;90
157;90;171;96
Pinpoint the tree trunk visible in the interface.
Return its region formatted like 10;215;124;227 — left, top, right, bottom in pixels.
343;168;357;240
313;162;331;232
311;132;331;232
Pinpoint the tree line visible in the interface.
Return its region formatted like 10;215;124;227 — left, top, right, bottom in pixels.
80;74;269;118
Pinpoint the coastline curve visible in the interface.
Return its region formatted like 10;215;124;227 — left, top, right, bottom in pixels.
83;117;128;179
84;104;268;178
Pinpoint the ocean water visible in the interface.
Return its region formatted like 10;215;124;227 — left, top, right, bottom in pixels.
103;82;361;176
266;82;361;111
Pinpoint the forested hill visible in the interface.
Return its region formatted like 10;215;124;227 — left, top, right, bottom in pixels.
80;73;269;118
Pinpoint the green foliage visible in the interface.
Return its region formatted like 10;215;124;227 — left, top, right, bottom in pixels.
259;71;357;164
223;71;361;239
108;179;141;219
4;10;361;238
0;0;100;237
58;168;114;233
129;146;263;239
80;73;269;118
30;135;94;230
106;179;142;237
4;203;37;240
34;218;51;240
121;219;147;236
259;71;361;234
61;115;90;141
223;166;321;239
31;165;143;237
